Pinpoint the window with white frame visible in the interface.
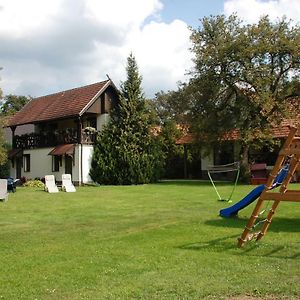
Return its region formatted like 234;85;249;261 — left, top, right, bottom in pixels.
23;154;30;172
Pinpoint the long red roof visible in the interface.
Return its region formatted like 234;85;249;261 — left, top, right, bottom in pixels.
176;120;299;145
8;80;111;127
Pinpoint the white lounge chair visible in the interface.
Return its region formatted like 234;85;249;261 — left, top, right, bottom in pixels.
44;175;59;193
62;174;76;192
0;179;8;202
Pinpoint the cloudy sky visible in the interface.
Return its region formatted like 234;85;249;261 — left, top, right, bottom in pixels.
1;0;300;99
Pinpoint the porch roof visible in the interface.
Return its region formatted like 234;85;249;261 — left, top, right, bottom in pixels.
48;144;75;156
7;80;113;127
8;148;23;159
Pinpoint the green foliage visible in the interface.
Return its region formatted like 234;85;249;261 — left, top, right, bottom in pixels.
90;54;164;184
0;69;8;167
0;143;11;177
0;118;7;166
0;76;31;169
159;120;184;178
22;179;45;188
153;87;191;124
156;15;300;179
188;14;300;147
0;94;31;116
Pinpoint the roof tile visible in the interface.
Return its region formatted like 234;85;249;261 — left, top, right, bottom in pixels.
8;80;110;127
175;120;299;145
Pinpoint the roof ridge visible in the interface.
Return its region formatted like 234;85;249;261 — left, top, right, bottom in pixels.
7;78;117;127
33;79;110;100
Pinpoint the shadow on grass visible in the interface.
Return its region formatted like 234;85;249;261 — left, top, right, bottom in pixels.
177;234;300;259
177;234;239;252
205;217;300;233
239;243;300;259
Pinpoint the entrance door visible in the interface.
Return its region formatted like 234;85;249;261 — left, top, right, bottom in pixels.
16;157;22;179
65;155;73;176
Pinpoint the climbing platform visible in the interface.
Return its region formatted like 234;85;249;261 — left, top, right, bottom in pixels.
238;125;300;247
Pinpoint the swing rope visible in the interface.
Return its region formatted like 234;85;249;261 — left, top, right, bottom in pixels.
207;162;240;202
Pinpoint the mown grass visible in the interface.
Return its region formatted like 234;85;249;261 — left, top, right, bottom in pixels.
0;182;299;299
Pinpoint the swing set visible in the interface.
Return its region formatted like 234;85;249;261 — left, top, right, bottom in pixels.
238;125;300;247
207;162;240;202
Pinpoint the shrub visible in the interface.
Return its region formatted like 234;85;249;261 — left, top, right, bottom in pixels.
23;179;45;188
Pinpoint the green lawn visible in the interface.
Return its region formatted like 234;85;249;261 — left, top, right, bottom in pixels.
0;182;299;299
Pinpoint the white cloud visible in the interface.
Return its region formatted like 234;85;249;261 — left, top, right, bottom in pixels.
125;19;193;95
0;0;192;98
0;0;61;38
224;0;300;24
84;0;163;28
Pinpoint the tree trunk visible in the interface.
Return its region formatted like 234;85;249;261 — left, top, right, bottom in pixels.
240;144;250;183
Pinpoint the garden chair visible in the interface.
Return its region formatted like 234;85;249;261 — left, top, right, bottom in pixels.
44;175;59;193
62;174;76;192
0;179;8;202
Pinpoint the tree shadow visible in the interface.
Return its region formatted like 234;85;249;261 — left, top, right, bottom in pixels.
205;217;300;233
177;234;300;259
239;243;300;259
177;234;239;252
177;216;300;259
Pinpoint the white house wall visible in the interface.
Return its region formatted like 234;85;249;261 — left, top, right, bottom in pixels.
82;145;94;183
9;145;93;184
13;147;55;180
72;145;93;184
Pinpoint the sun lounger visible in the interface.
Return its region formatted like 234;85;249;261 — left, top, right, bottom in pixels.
0;179;9;202
62;174;76;192
44;175;59;193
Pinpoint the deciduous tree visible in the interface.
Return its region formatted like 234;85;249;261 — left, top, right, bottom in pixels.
0;69;8;166
0;94;31;116
188;15;300;170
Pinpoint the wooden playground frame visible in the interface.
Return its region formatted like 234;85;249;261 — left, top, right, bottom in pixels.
238;125;300;247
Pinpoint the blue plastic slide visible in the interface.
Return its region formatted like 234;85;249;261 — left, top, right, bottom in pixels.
219;164;289;218
219;184;265;217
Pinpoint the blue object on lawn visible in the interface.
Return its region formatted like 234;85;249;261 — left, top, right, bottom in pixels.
7;177;16;193
219;164;289;218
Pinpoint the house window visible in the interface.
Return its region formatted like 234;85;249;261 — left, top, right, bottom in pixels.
52;156;62;172
23;154;30;172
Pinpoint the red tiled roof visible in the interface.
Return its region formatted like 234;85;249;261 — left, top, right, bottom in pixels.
8;80;111;127
175;133;195;145
175;120;299;145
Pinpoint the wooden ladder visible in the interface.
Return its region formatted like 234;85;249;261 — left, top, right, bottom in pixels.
238;126;300;247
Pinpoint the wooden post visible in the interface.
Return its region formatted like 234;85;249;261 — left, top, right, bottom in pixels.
77;117;82;144
10;126;16;147
238;126;299;247
77;117;83;186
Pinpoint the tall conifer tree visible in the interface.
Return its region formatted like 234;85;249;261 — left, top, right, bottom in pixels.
90;53;164;184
